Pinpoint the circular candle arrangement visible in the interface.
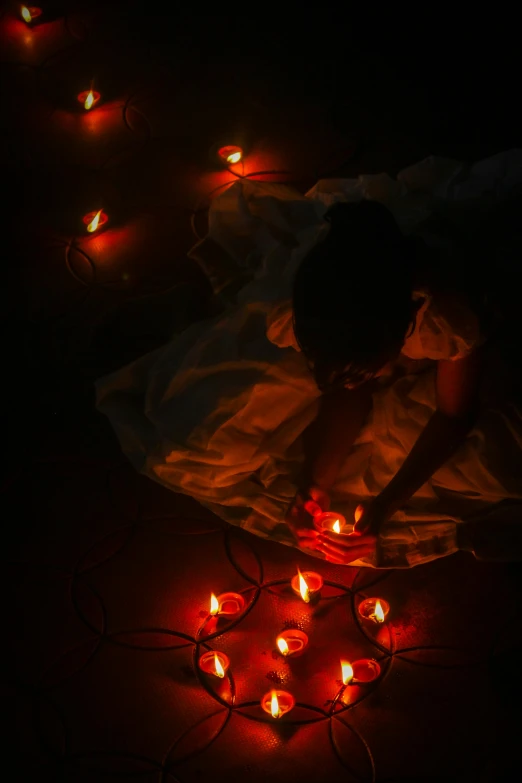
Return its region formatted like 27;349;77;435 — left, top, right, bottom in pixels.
202;579;388;718
358;597;390;625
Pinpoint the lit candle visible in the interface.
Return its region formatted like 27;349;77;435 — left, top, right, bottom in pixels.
276;629;308;658
208;591;245;617
198;650;230;678
358;597;390;624
314;511;353;535
82;209;108;233
290;567;323;603
261;690;295;719
77;89;101;111
217;145;243;165
21;6;42;23
341;658;381;686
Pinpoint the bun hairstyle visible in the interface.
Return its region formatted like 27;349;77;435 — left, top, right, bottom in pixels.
292;200;418;391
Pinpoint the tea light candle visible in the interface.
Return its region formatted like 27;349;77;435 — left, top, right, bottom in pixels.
198;650;230;678
82;209;108;233
290;568;323;603
261;690;295;719
314;511;353;535
21;6;42;23
209;592;245;617
78;89;101;111
358;597;390;624
276;629;308;658
217;145;243;165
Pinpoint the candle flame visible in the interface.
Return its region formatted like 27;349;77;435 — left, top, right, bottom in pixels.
341;660;354;685
374;600;385;623
87;209;102;233
277;637;289;656
210;592;219;616
270;691;281;718
214;652;225;678
227;151;242;164
333;519;341;534
297;567;310;603
84;90;95;110
354;505;364;523
21;6;32;22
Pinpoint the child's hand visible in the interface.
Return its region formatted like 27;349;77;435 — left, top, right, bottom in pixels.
286;486;330;551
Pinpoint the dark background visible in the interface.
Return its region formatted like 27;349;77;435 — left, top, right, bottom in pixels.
3;2;521;781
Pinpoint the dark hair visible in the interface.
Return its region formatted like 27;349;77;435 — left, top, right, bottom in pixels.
293;200;419;391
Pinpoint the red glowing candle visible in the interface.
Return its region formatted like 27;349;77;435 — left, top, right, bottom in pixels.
290;568;323;603
209;591;245;617
261;690;295;719
358;597;390;624
341;658;381;687
217;145;243;165
314;511;353;535
82;209;108;233
77;89;101;111
198;650;230;678
21;5;42;23
276;629;308;658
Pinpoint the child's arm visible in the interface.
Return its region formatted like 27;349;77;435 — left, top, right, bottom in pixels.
374;349;482;519
316;349;483;563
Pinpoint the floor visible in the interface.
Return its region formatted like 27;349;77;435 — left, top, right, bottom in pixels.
3;3;522;781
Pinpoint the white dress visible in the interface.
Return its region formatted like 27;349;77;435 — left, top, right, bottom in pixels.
96;150;522;567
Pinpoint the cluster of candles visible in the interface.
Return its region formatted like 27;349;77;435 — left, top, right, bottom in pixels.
19;4;245;235
201;511;390;719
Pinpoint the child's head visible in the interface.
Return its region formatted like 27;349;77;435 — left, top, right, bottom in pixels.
293;200;418;391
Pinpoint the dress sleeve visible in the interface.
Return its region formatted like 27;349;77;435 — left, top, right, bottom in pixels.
401;291;484;362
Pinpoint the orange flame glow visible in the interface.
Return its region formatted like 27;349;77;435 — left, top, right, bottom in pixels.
277;637;289;656
333;519;341;534
270;691;281;718
21;6;32;22
354;505;364;524
214;653;225;678
297;567;310;603
87;209;102;233
374;600;385;623
84;90;95;110
341;660;354;685
210;593;219;616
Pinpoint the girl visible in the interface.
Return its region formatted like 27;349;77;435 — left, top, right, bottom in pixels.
97;150;522;568
287;199;494;564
